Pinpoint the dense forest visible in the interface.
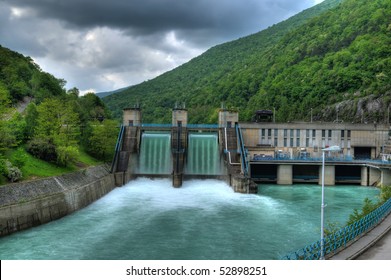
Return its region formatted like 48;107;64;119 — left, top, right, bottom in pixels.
102;0;391;124
0;45;118;184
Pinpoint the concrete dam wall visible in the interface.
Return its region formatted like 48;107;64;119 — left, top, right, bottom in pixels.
0;165;116;237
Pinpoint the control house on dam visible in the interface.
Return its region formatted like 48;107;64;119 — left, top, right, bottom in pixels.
242;110;391;186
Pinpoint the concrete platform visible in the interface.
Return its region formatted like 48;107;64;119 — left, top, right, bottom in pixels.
330;213;391;260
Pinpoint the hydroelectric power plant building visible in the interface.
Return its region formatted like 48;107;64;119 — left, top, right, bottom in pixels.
111;107;391;192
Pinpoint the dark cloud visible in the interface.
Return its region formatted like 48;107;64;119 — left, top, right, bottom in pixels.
0;0;322;93
5;0;315;45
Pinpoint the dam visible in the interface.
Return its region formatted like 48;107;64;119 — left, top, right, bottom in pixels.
111;106;255;193
111;106;391;192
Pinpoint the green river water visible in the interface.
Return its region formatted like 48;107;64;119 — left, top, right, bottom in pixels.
0;178;379;260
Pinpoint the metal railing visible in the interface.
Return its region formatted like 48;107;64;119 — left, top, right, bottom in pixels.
251;156;391;165
140;123;219;129
141;123;172;128
110;125;125;173
187;124;219;129
236;124;249;176
281;196;391;260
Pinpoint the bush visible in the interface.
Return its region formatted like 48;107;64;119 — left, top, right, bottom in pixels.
4;160;22;182
0;158;6;176
27;138;57;162
56;146;79;167
10;147;28;168
380;185;391;202
347;198;378;225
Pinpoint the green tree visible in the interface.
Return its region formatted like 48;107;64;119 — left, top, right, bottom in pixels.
32;98;81;165
24;102;38;140
87;120;119;161
0;84;15;153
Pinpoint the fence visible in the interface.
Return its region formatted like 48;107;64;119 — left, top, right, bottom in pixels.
281;196;391;260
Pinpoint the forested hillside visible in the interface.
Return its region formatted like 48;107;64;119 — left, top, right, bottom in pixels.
102;0;391;124
0;46;117;184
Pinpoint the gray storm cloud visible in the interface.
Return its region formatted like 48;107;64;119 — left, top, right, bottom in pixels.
0;0;321;92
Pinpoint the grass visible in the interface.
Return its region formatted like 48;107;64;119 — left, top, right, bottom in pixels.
2;146;103;184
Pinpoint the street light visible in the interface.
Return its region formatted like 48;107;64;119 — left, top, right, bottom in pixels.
320;145;341;260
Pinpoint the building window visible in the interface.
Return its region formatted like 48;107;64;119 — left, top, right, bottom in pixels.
274;129;278;147
290;129;294;147
341;130;345;138
347;130;351;139
268;129;272;145
296;129;300;147
261;129;265;144
306;129;310;147
284;129;287;147
128;120;133;126
327;130;332;146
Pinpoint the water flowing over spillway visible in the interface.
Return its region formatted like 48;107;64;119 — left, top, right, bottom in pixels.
139;132;171;174
0;179;379;260
186;132;221;175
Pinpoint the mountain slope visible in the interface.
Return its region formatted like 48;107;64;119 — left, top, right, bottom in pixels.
102;0;390;123
0;45;65;104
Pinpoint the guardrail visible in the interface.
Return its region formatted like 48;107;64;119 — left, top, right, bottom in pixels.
236;124;249;176
140;123;219;129
110;125;125;173
251;156;391;165
187;124;219;129
141;123;172;128
281;196;391;260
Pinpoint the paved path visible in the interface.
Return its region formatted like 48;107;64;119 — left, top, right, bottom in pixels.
356;229;391;260
330;213;391;260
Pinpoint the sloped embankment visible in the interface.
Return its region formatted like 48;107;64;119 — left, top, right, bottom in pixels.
0;165;116;236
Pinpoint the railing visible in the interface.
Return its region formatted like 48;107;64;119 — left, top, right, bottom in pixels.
141;123;172;128
140;123;219;129
251;156;391;165
110;125;125;173
281;196;391;260
236;124;249;176
187;124;219;129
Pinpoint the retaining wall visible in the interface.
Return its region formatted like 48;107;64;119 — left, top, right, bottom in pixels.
0;165;116;237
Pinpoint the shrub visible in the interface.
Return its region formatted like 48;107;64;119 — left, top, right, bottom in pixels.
4;160;22;182
27;138;57;162
10;147;28;168
56;146;79;167
380;185;391;203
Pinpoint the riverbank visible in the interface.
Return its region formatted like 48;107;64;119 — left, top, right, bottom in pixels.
0;165;116;237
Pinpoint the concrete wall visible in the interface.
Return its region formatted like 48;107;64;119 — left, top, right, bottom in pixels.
319;165;335;185
219;110;238;128
123;108;142;126
277;165;293;185
0;165;116;237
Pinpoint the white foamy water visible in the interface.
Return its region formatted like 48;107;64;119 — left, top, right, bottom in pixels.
0;178;379;260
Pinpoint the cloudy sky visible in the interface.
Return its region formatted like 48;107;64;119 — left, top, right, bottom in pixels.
0;0;324;94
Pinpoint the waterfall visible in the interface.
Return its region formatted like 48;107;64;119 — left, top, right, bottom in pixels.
186;132;220;175
139;132;171;174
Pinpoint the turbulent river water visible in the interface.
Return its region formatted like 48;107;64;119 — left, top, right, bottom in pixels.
0;178;379;260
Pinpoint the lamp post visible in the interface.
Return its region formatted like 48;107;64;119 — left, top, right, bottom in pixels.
320;145;341;260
